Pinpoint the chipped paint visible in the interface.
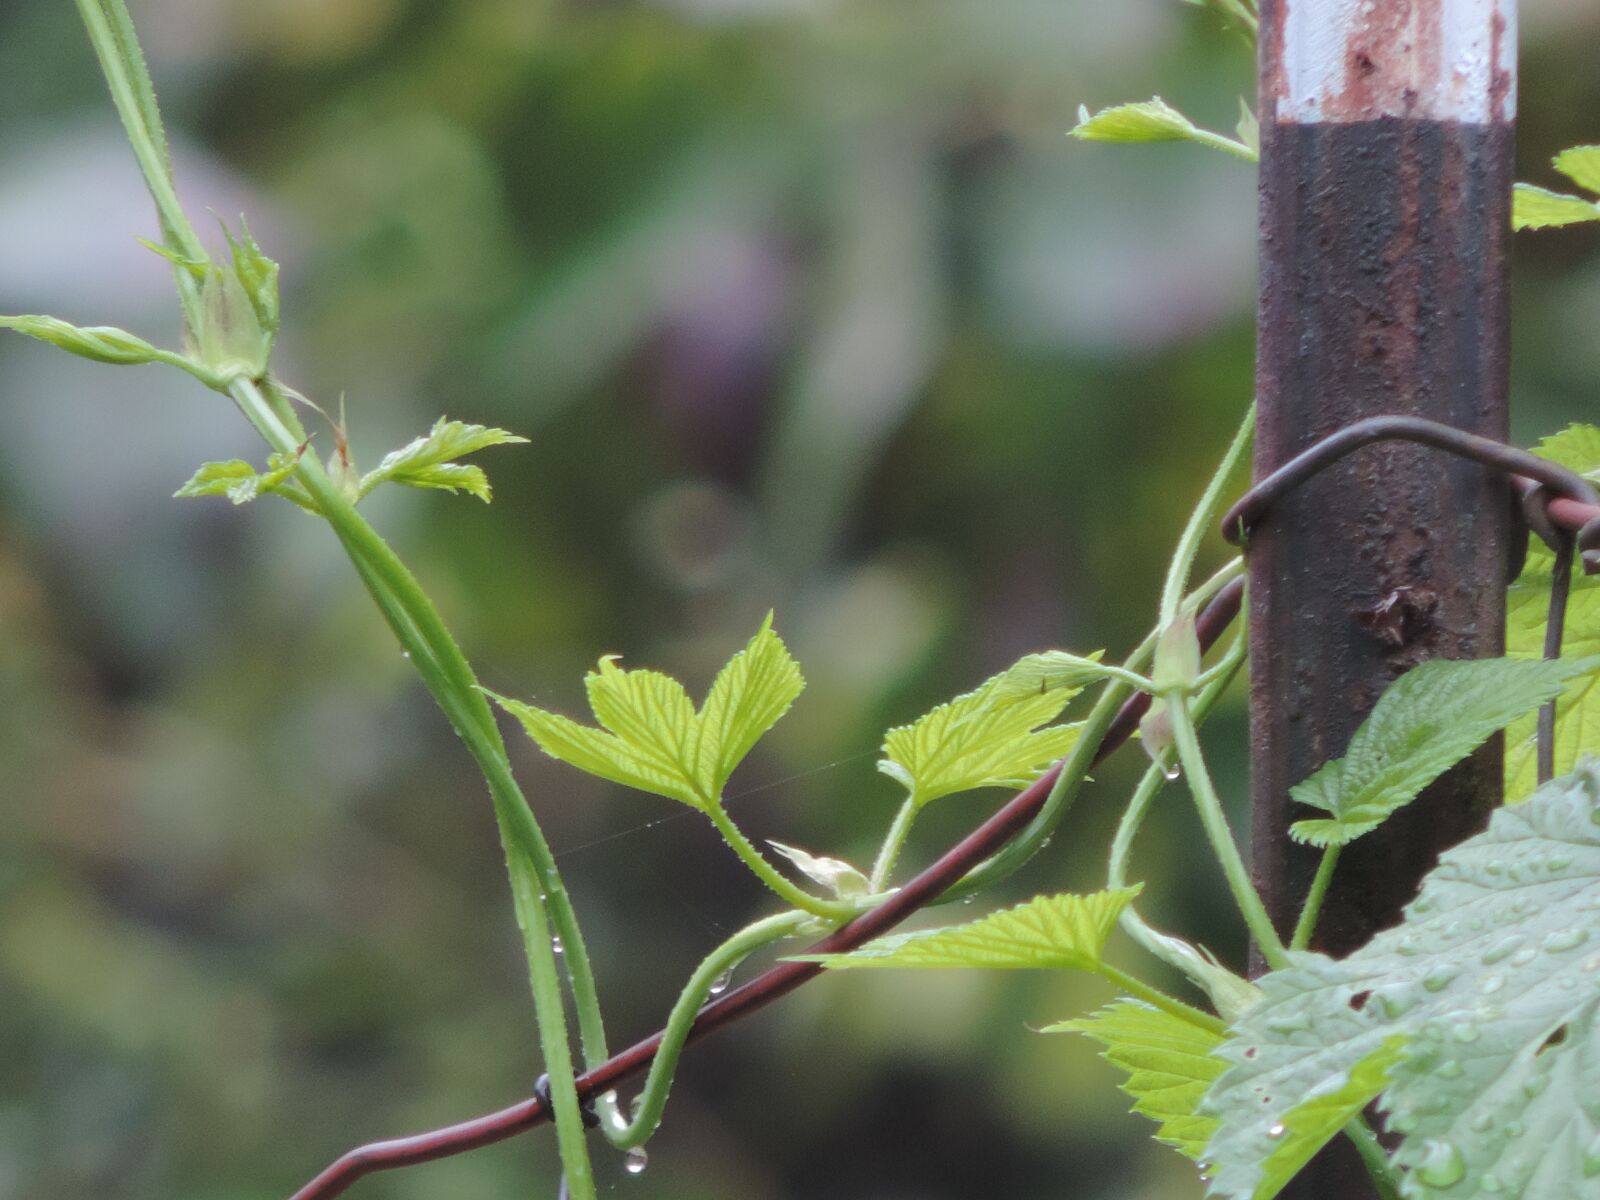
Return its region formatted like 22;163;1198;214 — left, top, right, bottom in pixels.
1263;0;1516;124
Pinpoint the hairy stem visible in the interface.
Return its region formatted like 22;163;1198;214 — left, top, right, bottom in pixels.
703;802;855;920
1289;845;1341;953
1166;692;1287;969
1095;963;1226;1034
870;797;918;892
602;911;811;1150
1159;404;1254;629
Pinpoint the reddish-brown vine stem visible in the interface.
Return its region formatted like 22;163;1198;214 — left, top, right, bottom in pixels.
288;577;1244;1200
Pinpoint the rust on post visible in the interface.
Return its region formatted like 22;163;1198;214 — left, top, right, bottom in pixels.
1251;0;1514;1191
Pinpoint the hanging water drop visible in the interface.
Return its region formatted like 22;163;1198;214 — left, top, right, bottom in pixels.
401;650;411;659
1162;761;1182;781
625;1148;649;1175
551;935;564;956
1415;1139;1466;1188
708;967;734;996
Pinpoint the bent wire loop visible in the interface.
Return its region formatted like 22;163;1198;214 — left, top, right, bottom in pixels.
1220;413;1600;786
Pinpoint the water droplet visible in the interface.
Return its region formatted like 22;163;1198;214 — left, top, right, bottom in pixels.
1391;1110;1419;1134
1416;1140;1465;1188
708;967;733;996
1544;927;1589;953
1378;988;1419;1019
1436;1059;1464;1079
1397;933;1423;956
1548;856;1573;872
1470;1111;1493;1133
1268;1123;1286;1139
1423;964;1460;991
1524;1073;1552;1098
401;650;411;659
962;895;976;905
1480;1172;1503;1193
1582;1130;1600;1177
1510;945;1538;968
1481;935;1523;965
1452;1022;1481;1043
1162;762;1182;781
625;1148;648;1175
1583;955;1600;973
1504;1121;1523;1138
551;936;564;956
1481;973;1506;996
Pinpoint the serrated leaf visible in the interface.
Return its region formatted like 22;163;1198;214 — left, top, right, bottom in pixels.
358;417;528;503
768;841;870;899
174;453;316;512
1202;763;1600;1200
1288;656;1600;847
880;672;1085;810
1512;184;1600;231
995;649;1110;699
1505;426;1600;801
493;617;804;811
1554;145;1600;195
804;886;1141;971
1045;1000;1224;1160
1071;98;1257;161
697;615;804;795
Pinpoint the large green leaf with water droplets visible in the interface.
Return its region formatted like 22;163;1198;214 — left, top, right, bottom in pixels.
804;887;1140;971
493;615;803;811
878;668;1086;810
1506;425;1600;801
1202;762;1600;1200
1290;656;1600;847
1044;1000;1224;1160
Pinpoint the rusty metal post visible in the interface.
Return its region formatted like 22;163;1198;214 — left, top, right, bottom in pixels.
1250;2;1515;1192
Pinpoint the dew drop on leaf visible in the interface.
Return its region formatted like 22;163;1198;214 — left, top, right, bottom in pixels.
1480;1172;1503;1193
1436;1059;1463;1079
1543;927;1588;953
1415;1139;1466;1188
1267;1122;1285;1139
1423;963;1460;992
1481;935;1523;965
624;1148;648;1175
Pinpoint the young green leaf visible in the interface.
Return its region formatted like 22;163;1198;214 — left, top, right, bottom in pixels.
1505;425;1600;800
1553;145;1600;194
878;671;1084;810
174;453;317;511
1045;999;1224;1160
0;314;217;384
696;615;805;795
1202;762;1600;1200
1512;184;1600;231
1071;98;1258;162
493;616;803;811
1288;656;1600;847
803;887;1141;971
358;418;529;503
996;649;1114;699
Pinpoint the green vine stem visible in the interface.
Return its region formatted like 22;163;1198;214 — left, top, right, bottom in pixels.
1107;625;1247;987
600;911;813;1150
1165;693;1288;970
869;797;918;892
948;554;1244;901
1289;844;1342;952
703;803;857;920
1158;404;1254;630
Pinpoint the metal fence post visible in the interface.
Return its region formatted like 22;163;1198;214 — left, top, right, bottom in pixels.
1250;2;1516;1191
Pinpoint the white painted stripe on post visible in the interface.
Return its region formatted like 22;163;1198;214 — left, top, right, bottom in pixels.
1272;0;1516;124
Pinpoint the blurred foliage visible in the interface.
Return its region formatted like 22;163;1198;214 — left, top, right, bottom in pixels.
0;1;1597;1198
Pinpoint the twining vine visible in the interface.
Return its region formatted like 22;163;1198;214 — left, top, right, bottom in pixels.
6;3;1600;1200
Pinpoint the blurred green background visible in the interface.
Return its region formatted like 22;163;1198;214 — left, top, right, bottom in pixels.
1;2;1598;1198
